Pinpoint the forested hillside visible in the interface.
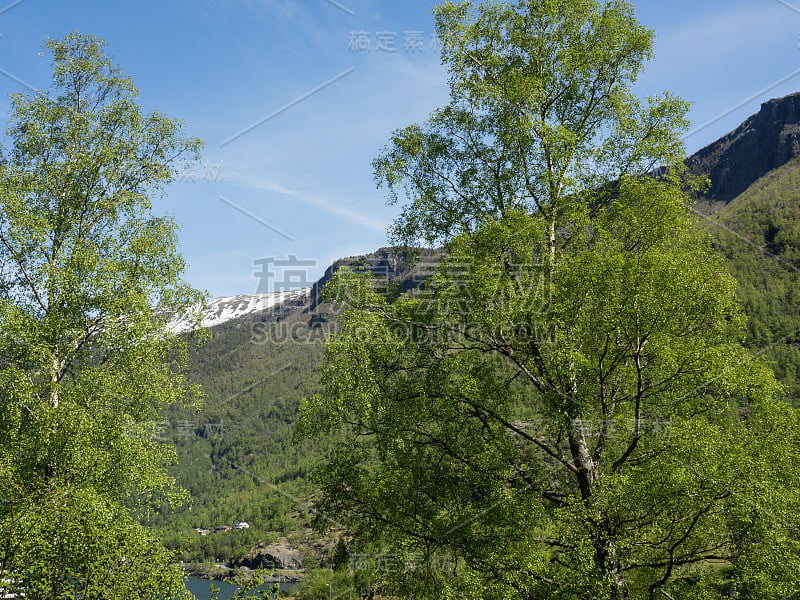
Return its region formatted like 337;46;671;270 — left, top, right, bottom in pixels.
150;302;326;564
153;93;800;573
10;5;799;599
151;248;433;565
704;155;800;399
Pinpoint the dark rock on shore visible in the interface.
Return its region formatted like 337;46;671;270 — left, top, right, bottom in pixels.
235;543;304;570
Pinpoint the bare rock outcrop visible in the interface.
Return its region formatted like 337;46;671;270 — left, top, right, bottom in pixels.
235;543;303;570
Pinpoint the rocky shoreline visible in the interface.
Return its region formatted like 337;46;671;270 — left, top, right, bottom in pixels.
182;563;303;584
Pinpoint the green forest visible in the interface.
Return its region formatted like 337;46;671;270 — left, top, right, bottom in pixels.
2;1;800;599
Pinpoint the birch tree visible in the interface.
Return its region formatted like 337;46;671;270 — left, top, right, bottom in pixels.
298;2;800;598
0;33;203;599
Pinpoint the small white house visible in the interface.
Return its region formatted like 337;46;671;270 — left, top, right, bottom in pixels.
233;521;250;529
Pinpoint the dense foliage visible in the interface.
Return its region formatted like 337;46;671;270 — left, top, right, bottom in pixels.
295;1;800;598
0;33;203;598
136;5;800;595
148;149;800;591
148;153;800;581
2;13;798;600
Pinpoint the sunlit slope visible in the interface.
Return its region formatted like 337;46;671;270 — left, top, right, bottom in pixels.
703;154;800;400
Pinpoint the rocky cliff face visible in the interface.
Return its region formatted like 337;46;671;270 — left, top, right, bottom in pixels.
687;92;800;204
235;543;304;570
306;246;441;310
166;248;438;335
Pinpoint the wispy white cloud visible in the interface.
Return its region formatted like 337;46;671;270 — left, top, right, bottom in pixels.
225;170;388;232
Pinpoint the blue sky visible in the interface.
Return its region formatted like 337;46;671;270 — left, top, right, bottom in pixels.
1;0;799;297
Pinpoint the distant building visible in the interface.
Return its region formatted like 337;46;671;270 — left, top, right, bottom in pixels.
195;528;210;536
213;525;232;533
234;521;250;529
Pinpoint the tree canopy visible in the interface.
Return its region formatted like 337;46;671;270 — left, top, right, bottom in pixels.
298;2;800;598
0;33;204;598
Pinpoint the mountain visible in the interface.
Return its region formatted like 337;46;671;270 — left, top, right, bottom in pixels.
307;246;440;310
688;91;800;210
153;92;800;568
680;92;800;399
166;289;311;335
162;247;438;337
171;91;800;336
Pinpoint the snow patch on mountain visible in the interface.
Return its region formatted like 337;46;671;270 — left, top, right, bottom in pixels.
167;288;310;334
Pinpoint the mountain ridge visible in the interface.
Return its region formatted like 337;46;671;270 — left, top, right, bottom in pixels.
688;91;800;208
166;289;311;334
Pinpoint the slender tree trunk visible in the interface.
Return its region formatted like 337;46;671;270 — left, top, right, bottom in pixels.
50;354;60;409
